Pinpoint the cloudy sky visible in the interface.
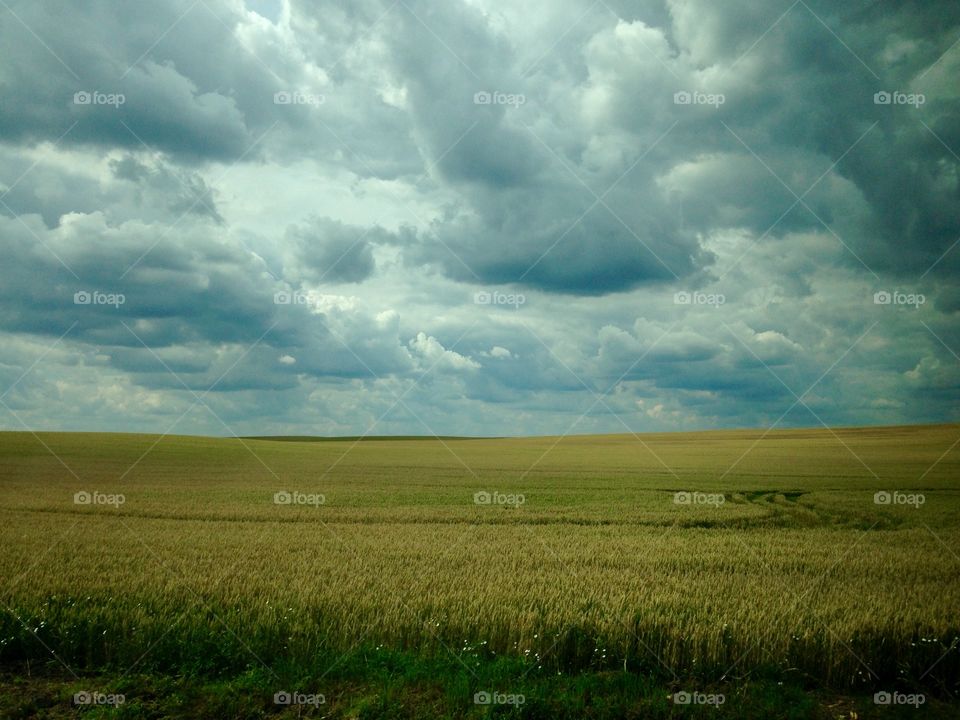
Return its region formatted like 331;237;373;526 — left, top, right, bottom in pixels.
0;0;958;437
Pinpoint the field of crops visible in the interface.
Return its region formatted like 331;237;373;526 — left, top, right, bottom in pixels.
1;424;959;717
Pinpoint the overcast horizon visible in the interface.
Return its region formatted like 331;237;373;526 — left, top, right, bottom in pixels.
1;0;958;438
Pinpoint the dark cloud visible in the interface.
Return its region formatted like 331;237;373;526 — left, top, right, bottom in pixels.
0;0;957;435
285;216;378;284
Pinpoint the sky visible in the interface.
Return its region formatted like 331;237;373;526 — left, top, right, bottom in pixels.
0;0;958;437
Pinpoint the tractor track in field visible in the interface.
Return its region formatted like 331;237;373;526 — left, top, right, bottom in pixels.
1;496;901;530
727;490;899;529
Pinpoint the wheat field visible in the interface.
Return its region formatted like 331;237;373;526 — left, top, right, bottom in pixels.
1;425;958;704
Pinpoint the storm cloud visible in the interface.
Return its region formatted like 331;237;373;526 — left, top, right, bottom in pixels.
0;0;957;436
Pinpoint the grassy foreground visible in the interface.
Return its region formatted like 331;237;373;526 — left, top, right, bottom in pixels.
0;424;958;717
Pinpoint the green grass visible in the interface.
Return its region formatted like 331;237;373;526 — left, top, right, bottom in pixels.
0;424;958;717
1;658;955;719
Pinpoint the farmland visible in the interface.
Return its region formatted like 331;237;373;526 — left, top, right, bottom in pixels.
0;424;958;718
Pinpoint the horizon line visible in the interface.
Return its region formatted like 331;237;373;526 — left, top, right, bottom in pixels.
0;420;956;442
